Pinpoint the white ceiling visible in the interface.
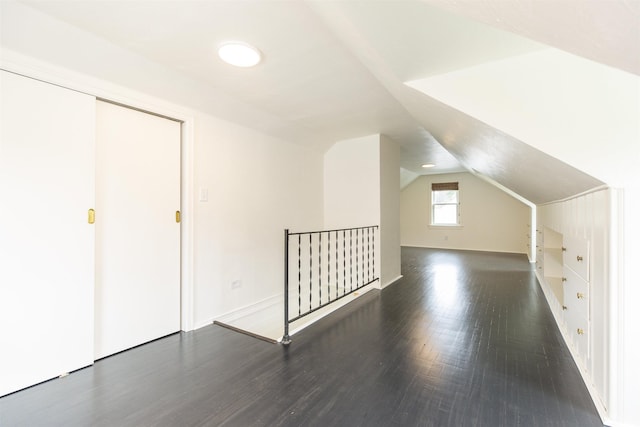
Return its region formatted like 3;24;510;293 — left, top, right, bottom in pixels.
11;0;637;202
425;0;640;77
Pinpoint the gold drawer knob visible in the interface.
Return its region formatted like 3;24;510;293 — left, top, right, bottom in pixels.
577;292;585;299
577;255;583;262
562;306;568;310
577;328;584;335
562;247;566;252
562;277;567;282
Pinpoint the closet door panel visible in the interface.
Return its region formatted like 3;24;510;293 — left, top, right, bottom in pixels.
0;71;95;396
94;101;180;359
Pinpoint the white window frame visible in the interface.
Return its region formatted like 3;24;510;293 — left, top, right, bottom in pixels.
430;181;462;227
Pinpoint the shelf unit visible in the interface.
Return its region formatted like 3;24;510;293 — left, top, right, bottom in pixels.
543;227;564;305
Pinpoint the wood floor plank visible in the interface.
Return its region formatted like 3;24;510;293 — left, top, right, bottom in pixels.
0;248;603;426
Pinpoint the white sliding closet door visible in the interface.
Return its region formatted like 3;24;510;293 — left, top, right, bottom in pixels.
0;71;95;396
95;101;181;359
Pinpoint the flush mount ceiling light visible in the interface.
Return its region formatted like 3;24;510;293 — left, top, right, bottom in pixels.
218;41;262;67
421;163;436;168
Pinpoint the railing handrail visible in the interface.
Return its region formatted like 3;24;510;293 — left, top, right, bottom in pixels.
286;224;378;236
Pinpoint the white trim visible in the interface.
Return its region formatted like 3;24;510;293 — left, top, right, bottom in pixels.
1;47;196;332
192;318;216;332
470;169;535;207
380;275;403;289
538;185;611;206
609;188;624;422
180;118;196;331
401;244;528;256
428;224;464;229
214;294;282;325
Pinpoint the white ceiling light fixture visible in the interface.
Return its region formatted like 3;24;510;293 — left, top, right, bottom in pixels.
218;41;262;67
421;163;435;168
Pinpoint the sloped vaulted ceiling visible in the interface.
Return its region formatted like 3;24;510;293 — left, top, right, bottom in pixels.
308;0;626;204
7;0;638;204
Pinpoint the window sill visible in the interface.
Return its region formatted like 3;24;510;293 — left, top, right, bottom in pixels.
429;224;463;229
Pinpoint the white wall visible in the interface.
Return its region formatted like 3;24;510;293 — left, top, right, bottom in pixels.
379;135;401;286
194;115;323;327
401;172;529;253
324;135;380;228
324;134;401;288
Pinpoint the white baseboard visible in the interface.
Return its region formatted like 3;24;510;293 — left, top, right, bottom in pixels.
380;275;403;289
215;294;281;325
192;294;283;332
401;244;527;255
193;318;215;331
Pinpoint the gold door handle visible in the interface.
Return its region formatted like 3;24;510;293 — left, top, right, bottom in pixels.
176;210;181;223
577;292;585;299
88;209;95;224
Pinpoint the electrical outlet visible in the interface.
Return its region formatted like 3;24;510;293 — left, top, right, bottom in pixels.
231;280;242;289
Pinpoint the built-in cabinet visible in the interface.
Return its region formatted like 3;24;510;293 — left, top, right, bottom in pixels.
536;189;612;420
541;230;590;368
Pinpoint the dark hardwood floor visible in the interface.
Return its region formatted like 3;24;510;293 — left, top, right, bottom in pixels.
0;247;603;426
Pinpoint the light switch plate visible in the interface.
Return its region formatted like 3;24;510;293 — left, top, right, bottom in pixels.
199;187;208;202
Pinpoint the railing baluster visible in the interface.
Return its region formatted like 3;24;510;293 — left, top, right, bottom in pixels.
372;227;375;281
298;234;301;317
309;233;312;312
327;232;331;303
335;231;339;300
284;225;380;344
367;227;370;282
343;230;346;296
355;229;359;289
361;228;365;287
319;232;322;306
349;229;353;292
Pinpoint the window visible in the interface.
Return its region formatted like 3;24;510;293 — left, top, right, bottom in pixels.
431;182;459;225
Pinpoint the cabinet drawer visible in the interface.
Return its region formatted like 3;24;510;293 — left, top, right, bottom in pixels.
573;321;589;368
563;235;589;281
563;266;589;364
563;266;589;314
